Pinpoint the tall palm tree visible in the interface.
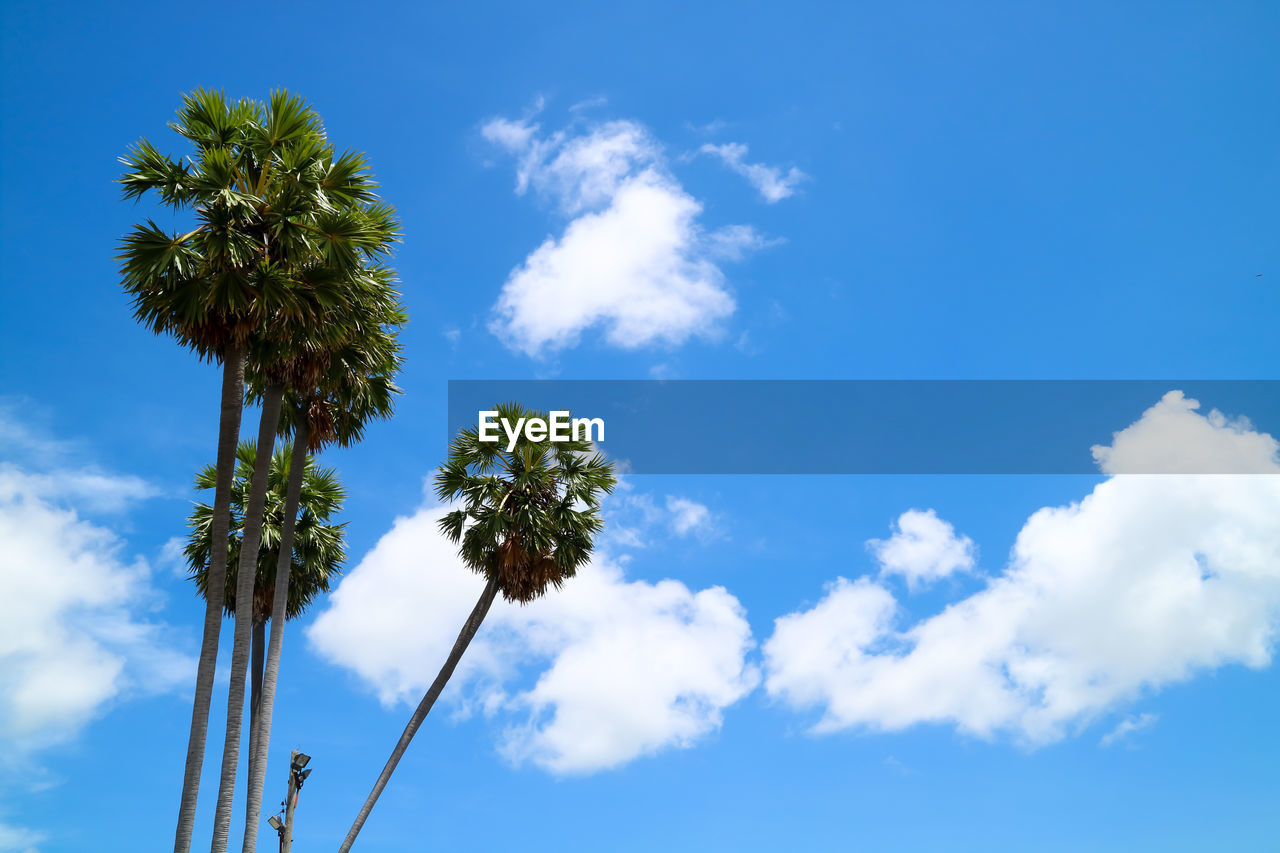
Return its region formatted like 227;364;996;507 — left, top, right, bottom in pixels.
118;90;310;853
207;103;399;853
183;440;347;750
338;403;617;852
118;88;398;853
241;308;404;853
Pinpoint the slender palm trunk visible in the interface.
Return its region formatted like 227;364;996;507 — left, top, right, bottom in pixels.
247;619;265;773
211;383;284;853
339;574;500;853
242;421;309;853
174;343;245;853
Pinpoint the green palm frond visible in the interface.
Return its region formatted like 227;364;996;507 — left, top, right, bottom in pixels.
434;403;616;604
186;440;346;622
116;88;404;368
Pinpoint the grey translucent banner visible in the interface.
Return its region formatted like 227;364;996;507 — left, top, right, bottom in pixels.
446;380;1280;474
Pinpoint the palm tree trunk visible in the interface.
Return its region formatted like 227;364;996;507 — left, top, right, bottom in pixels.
242;420;308;853
247;619;265;773
174;343;245;853
338;574;500;853
210;382;284;853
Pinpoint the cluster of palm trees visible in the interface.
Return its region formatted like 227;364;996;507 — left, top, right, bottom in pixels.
118;91;616;852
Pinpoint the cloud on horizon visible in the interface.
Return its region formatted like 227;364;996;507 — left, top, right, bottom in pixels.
764;391;1280;745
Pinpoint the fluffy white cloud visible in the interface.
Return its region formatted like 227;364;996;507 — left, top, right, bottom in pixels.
765;391;1280;745
699;142;808;203
0;464;191;753
666;496;712;537
868;508;975;590
482;114;765;356
495;562;757;773
306;502;757;774
1093;390;1279;474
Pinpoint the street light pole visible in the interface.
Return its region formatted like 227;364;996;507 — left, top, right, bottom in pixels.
281;750;311;853
282;757;296;853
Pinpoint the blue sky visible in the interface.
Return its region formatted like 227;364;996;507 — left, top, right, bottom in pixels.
2;1;1280;851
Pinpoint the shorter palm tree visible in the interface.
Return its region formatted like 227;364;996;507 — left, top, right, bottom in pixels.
185;440;346;742
339;403;616;852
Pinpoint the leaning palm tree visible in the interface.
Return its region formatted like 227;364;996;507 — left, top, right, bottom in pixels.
241;307;404;853
338;403;616;852
118;88;399;853
183;440;347;753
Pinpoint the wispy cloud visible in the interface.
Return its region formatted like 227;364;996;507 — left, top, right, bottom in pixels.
666;496;714;538
1100;713;1158;747
699;142;808;203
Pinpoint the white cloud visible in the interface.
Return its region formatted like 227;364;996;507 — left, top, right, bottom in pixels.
1093;390;1279;474
598;486;716;548
666;496;712;537
482;114;766;357
481;115;539;155
306;502;757;774
0;463;191;754
484;118;661;216
1099;712;1158;747
765;391;1280;746
699;142;808;203
496;562;758;773
2;465;159;514
869;508;975;590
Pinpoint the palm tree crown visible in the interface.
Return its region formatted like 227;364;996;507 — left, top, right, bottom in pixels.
185;441;346;622
117;87;399;362
435;402;617;604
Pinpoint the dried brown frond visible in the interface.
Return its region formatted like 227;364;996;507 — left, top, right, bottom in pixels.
495;535;566;604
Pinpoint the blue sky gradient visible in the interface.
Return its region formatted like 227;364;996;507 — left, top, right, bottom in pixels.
2;2;1279;851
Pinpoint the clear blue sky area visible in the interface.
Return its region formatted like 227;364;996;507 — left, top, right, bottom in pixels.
1;2;1278;851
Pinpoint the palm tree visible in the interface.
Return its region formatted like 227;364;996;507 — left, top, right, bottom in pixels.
338;403;617;852
118;90;310;853
241;310;404;853
118;88;399;853
204;102;398;853
183;440;347;753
